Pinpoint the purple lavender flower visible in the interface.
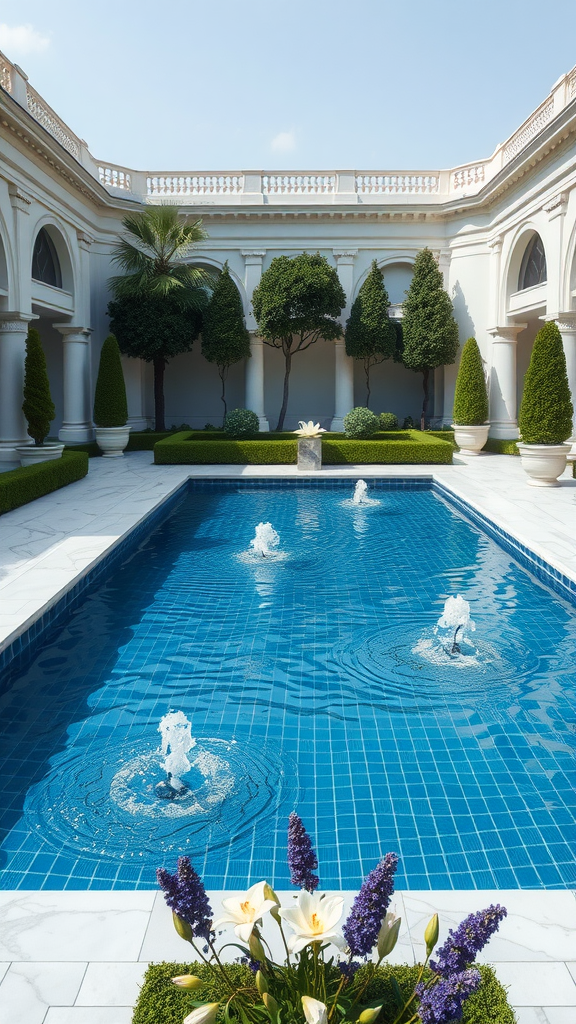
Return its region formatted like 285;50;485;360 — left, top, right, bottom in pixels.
416;969;481;1023
157;856;213;940
338;959;364;978
342;853;398;957
287;812;319;892
430;905;507;978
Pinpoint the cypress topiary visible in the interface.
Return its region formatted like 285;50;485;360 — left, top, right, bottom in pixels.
345;261;396;406
518;321;573;444
402;248;459;429
22;327;55;445
201;263;251;421
93;334;128;427
452;337;488;425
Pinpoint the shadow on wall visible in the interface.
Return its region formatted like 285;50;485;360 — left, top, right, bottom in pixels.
451;281;476;343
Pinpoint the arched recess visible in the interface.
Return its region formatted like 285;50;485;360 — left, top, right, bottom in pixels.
0;215;13;304
562;216;576;310
30;218;76;298
186;257;248;314
503;226;548;316
352;254;415;309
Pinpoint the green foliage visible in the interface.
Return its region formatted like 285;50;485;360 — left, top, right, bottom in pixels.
0;452;88;515
224;408;260;438
22;327;55;445
518;320;573;443
202;263;251;417
379;412;399;429
402;248;459;427
323;431;453;464
132;962;513;1024
252;253;346;430
484;438;519;455
154;433;297;465
343;407;379;438
453;337;488;425
345;261;396;404
93;334;128;427
108;293;203;364
426;429;457;448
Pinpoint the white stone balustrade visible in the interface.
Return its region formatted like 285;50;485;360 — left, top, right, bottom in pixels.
503;99;555;163
356;174;439;194
25;84;80;158
0;57;12;93
262;174;335;194
98;166;132;191
147;174;243;196
453;165;485;190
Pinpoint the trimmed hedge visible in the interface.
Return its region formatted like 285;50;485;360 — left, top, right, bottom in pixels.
453;336;489;425
93;334;128;427
518;320;573;444
484;438;519;456
132;961;515;1024
0;451;89;515
154;430;452;465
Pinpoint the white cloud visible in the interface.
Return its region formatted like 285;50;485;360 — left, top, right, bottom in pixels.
271;130;296;154
0;23;50;57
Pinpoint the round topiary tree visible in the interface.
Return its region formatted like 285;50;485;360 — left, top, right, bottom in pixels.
402;248;459;430
224;408;259;438
345;261;396;406
22;327;55;445
93;334;128;428
452;337;488;425
201;263;251;422
518;321;573;443
379;412;398;430
343;407;379;439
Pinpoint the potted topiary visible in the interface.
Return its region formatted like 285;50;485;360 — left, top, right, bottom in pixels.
517;321;573;486
16;327;64;465
343;407;379;438
451;337;489;455
93;334;130;457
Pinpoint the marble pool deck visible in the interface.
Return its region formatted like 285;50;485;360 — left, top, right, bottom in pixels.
0;451;575;1022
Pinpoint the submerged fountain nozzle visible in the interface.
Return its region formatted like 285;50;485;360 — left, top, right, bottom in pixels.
450;623;464;655
155;775;191;801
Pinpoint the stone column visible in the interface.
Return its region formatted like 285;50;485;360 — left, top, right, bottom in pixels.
331;249;357;430
556;312;576;454
542;193;568;320
0;314;37;462
56;326;94;443
487;324;526;439
242;250;269;431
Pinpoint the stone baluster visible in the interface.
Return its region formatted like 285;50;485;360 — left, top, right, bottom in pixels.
56;326;94;442
331;249;357;430
487;325;526;439
242;250;269;431
0;314;37;462
555;312;576;455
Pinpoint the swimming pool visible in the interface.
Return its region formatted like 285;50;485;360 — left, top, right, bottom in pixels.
0;480;574;890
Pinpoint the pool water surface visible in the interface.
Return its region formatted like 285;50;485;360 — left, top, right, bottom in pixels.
0;481;574;890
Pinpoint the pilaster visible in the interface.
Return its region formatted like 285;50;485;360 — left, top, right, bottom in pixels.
555;311;576;453
542;192;569;320
56;326;94;442
331;250;358;429
242;251;269;430
0;313;37;461
487;324;526;439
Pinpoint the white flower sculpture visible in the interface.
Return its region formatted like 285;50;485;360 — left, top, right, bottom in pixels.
294;421;327;438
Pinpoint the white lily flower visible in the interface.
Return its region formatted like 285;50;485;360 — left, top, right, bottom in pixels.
212;881;277;942
279;890;346;953
302;996;328;1024
377;910;401;959
183;1003;220;1024
294;421;327;438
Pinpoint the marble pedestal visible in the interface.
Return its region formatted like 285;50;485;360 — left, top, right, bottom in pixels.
297;437;322;470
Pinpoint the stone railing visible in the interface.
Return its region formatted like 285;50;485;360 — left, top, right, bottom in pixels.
503;98;555;163
98;166;132;190
262;174;335;194
25;83;80;159
0;56;12;93
147;174;244;196
452;164;485;190
356;173;439;194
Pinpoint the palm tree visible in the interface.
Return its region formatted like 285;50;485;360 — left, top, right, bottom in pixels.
108;206;214;430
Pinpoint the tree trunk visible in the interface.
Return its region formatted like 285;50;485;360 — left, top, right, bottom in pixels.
219;365;228;423
153;356;166;432
364;360;371;408
276;349;292;431
420;367;430;431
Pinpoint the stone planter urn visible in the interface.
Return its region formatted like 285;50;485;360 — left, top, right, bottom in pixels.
95;425;131;458
294;421;325;471
516;443;570;486
16;443;64;467
451;423;489;455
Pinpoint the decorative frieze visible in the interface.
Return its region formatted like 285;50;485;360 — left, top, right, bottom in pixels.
503;100;554;163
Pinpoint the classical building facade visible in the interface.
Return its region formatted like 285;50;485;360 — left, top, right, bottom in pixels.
1;53;576;457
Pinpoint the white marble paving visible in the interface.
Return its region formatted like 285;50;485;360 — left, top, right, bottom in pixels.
75;962;147;1007
0;961;87;1024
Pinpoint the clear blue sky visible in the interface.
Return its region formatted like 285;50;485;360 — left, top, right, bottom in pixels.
2;0;576;172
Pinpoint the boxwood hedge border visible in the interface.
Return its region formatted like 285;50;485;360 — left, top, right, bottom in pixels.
0;451;89;515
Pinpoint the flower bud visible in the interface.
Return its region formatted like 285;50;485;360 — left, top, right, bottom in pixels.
263;992;279;1022
263;882;282;922
172;911;193;942
256;970;268;995
424;913;439;955
377;912;401;959
358;1008;382;1024
249;930;266;964
183;1004;220;1024
172;974;203;990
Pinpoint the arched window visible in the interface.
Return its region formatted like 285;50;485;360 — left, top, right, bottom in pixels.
32;228;62;288
518;234;547;290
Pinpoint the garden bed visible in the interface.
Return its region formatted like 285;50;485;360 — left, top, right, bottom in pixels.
0;451;89;514
153;430;453;465
132;961;515;1024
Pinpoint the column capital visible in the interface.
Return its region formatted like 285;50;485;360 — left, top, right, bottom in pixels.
8;185;32;213
488;324;527;342
542;192;568;219
76;230;94;250
555;311;576;332
0;312;37;332
241;250;266;264
487;235;503;253
332;249;358;264
56;325;92;343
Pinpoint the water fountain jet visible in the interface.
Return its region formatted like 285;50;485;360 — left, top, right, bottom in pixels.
155;711;195;800
437;595;475;656
250;522;280;558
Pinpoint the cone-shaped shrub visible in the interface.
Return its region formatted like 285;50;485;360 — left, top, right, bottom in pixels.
93;334;128;427
518;321;573;444
452;337;488;425
201;263;251;421
22;327;55;445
